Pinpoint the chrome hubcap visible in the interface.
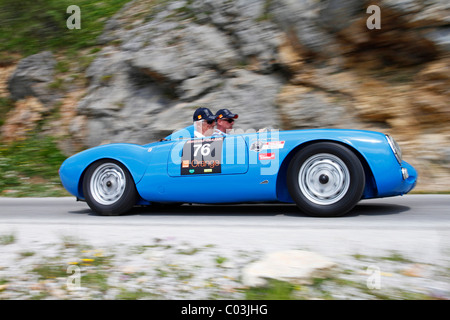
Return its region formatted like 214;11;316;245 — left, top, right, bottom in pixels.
90;163;126;205
298;153;350;205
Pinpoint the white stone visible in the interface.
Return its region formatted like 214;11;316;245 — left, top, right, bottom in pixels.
241;250;336;287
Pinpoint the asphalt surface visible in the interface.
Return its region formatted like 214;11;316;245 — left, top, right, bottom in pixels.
0;195;449;266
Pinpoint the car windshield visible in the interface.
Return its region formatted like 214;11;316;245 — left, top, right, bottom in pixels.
163;125;195;141
160;125;278;143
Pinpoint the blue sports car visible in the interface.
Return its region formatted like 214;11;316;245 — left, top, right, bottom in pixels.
59;125;417;217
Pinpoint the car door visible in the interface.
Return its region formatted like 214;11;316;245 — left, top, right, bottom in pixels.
167;134;248;177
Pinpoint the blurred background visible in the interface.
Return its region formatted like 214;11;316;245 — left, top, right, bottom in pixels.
0;0;449;196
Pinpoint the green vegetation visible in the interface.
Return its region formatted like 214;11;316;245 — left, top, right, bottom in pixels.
31;247;114;295
0;134;69;196
215;255;228;266
0;0;133;196
0;0;130;56
380;251;413;264
0;233;15;245
243;279;298;300
19;251;36;258
0;97;14;127
32;264;68;280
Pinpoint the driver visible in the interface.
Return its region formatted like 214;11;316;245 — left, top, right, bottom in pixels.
193;107;216;138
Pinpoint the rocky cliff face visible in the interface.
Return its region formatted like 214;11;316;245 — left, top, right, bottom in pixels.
1;0;449;191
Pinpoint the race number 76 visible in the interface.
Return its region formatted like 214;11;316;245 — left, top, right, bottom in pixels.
193;143;211;157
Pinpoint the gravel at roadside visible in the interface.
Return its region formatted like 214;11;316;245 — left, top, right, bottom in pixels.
1;230;449;300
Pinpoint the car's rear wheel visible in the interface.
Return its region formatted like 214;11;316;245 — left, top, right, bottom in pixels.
287;142;365;217
83;159;137;216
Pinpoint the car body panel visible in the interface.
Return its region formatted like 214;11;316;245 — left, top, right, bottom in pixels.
59;127;417;205
59;143;151;199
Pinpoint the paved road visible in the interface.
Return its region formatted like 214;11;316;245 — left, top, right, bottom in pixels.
0;195;449;265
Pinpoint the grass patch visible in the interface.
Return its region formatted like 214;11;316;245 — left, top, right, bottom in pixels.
351;253;370;261
32;264;68;280
0;0;130;56
379;251;413;264
215;256;228;267
176;246;201;255
81;270;109;293
116;289;151;300
242;279;298;300
19;251;36;258
0;134;69;196
0;97;14;127
0;233;15;245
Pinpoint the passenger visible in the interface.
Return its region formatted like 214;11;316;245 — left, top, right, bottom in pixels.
193;107;216;138
213;108;238;137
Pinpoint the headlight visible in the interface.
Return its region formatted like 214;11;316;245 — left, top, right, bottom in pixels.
386;134;402;164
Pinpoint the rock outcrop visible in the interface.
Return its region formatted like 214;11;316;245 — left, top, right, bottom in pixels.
7;51;59;106
1;0;449;191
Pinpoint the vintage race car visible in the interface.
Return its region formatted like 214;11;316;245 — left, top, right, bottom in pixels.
59;125;417;217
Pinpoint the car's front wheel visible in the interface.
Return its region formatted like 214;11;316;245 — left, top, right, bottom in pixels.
83;159;137;216
287;142;365;217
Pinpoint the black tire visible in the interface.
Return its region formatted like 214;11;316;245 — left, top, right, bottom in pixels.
287;142;365;217
82;159;138;216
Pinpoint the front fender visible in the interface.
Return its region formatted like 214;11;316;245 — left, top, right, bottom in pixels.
275;129;414;201
59;143;150;199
